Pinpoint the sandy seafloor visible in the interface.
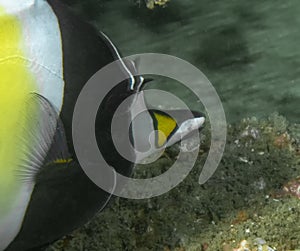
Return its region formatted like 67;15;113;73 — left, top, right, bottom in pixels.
47;1;299;250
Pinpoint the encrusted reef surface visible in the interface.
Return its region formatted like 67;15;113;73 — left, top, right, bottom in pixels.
47;114;300;251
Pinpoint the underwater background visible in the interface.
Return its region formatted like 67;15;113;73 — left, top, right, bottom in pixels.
48;1;299;250
62;0;300;124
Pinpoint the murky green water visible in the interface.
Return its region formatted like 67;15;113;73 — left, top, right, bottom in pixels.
67;0;300;123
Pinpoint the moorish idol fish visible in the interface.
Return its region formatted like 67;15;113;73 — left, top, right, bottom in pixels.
0;0;205;250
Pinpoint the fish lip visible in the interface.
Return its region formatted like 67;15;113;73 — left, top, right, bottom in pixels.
166;116;205;147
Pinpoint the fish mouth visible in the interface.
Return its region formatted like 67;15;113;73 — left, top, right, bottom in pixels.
165;113;205;148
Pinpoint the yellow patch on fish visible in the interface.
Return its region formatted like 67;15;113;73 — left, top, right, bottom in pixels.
53;158;73;165
153;112;177;147
0;7;38;213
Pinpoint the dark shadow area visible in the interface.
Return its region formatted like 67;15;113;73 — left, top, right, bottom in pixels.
195;25;253;70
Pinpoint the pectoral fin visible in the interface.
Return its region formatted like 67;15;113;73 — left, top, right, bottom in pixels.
15;93;71;183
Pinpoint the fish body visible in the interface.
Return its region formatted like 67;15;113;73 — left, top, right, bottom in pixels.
0;1;134;249
0;1;205;250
